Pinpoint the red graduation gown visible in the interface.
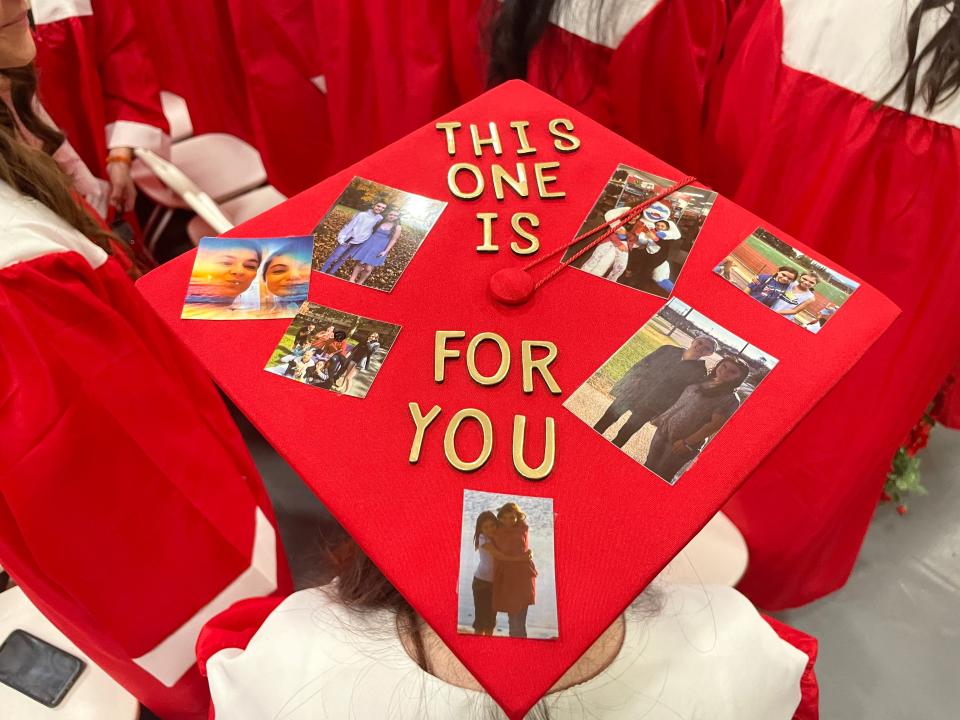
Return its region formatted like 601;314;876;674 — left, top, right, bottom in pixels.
699;0;960;608
0;184;290;718
32;0;170;176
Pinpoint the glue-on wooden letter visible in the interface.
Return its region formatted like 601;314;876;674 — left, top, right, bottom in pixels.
408;403;441;463
521;340;561;394
510;213;540;255
466;332;510;386
470;122;504;156
448;163;485;199
548;118;581;152
444;409;494;472
476;212;499;252
509;120;538;155
435;330;466;382
534;162;565;199
513;415;556;480
435;121;462;155
491;163;530;200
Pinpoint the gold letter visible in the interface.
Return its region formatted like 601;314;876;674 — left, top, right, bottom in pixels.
510;212;540;255
444;409;494;472
435;330;466;382
466;332;511;386
476;212;499;252
408;403;441;463
548;118;581;153
513;415;556;480
435;121;462;155
447;163;485;199
521;340;561;394
510;120;538;155
490;163;530;200
534;161;565;199
469;121;503;156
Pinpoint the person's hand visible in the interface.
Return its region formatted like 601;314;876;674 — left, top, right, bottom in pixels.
106;149;136;213
671;439;689;455
377;250;387;258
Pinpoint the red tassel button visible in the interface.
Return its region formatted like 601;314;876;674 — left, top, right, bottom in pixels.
489;267;536;305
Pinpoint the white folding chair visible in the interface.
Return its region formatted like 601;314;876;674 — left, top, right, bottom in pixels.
132;134;267;250
160;91;193;143
186;185;288;245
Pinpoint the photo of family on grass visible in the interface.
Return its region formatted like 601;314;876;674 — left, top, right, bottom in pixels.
564;298;778;484
563;164;717;299
313;176;446;293
182;235;313;320
714;227;860;333
458;490;557;640
264;301;400;398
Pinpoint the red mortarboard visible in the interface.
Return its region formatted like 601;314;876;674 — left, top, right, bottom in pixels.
138;81;898;719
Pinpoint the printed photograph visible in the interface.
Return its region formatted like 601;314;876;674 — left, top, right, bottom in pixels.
714;227;861;333
563;298;778;485
562;164;718;298
457;490;557;640
182;235;313;320
264;301;401;399
313;176;447;293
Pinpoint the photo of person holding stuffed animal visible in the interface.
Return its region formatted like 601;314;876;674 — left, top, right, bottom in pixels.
563;164;718;298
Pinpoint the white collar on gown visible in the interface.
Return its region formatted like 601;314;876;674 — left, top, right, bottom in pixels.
206;583;807;720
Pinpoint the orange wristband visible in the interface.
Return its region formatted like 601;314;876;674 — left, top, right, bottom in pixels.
106;154;132;166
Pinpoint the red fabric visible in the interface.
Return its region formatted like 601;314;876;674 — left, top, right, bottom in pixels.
129;0;253;142
195;596;285;678
224;0;331;195
764;616;820;719
692;0;960;608
492;521;536;613
33;0;169;175
0;252;291;718
314;0;462;174
136;82;894;719
522;0;728;175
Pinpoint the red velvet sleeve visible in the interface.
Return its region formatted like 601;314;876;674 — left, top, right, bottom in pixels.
0;251;289;718
763;615;820;720
196;596;286;677
92;0;169;137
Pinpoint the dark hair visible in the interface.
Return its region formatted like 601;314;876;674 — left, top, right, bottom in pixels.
473;511;499;549
700;357;750;397
776;265;799;278
880;0;960;113
484;0;556;85
262;241;303;274
333;330;347;342
0;65;116;259
497;502;526;523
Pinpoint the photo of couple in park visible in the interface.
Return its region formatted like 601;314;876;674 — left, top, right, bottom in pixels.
458;490;557;640
714;227;860;333
563;164;718;299
313;176;446;293
564;298;778;484
182;235;313;320
264;301;400;398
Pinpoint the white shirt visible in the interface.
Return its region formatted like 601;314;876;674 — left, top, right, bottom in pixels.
770;283;815;313
337;208;383;245
206;583;808;719
474;535;495;582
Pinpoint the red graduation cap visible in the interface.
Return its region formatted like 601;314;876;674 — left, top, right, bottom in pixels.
138;81;897;719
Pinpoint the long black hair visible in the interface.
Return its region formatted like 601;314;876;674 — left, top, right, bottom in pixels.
699;357;750;398
879;0;960;113
484;0;559;86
